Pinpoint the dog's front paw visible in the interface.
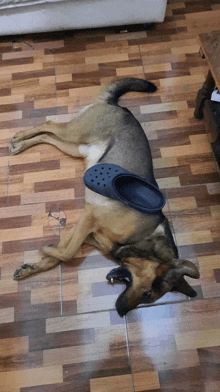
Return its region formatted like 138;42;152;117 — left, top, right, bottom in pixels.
11;130;26;143
13;263;35;280
10;140;23;155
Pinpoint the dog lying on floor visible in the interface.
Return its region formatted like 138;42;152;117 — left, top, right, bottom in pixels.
12;78;200;316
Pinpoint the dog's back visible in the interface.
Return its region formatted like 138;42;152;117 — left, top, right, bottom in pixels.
94;78;157;181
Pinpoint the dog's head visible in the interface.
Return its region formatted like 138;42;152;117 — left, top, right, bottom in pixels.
107;257;200;316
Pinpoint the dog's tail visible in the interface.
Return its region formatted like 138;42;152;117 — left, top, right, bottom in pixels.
98;78;157;105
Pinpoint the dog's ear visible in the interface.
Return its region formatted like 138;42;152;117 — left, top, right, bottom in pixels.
172;276;197;298
168;259;199;298
166;259;200;283
151;259;200;300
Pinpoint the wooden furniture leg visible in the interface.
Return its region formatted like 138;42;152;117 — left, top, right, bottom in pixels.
194;70;215;119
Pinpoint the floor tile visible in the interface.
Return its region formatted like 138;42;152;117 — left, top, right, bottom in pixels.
1;1;220;390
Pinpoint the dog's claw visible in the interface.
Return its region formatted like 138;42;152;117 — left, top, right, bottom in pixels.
111;278;114;283
10;141;21;155
13;269;22;280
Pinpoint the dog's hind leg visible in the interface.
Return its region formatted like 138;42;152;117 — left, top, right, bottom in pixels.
12;111;95;147
12;121;68;142
11;132;85;158
11;118;89;151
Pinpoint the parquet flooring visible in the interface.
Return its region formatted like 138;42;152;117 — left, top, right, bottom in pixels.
1;0;220;391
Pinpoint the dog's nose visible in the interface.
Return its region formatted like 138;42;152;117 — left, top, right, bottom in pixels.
116;302;130;317
115;290;136;317
142;290;152;303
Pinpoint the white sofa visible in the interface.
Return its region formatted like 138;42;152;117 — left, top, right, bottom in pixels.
0;0;167;36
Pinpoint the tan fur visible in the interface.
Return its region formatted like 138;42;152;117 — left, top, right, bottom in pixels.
12;101;157;275
12;80;199;315
123;258;160;307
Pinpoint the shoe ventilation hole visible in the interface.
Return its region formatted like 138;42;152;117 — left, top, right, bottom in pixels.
95;176;98;178
102;178;105;181
107;172;109;174
100;172;102;175
97;182;100;185
95;169;97;172
115;170;118;172
91;179;94;182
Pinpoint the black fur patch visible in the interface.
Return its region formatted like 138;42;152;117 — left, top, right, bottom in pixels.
151;276;164;291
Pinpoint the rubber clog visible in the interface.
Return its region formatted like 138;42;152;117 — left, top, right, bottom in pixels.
83;163;165;213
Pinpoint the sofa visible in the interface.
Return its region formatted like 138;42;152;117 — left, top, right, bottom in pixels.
0;0;167;36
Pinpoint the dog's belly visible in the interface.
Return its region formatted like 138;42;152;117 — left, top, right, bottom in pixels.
79;141;108;169
79;140;118;209
80;141;113;207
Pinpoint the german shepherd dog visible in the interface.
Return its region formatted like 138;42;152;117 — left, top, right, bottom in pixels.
12;78;199;316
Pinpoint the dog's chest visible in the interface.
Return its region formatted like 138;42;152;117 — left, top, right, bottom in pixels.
85;187;113;207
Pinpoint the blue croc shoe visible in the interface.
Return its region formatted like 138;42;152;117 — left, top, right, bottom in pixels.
83;163;165;214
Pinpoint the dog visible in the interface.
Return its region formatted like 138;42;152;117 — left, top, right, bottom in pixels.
12;78;200;316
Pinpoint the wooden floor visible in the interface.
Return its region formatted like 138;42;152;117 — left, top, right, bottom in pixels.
1;0;220;391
